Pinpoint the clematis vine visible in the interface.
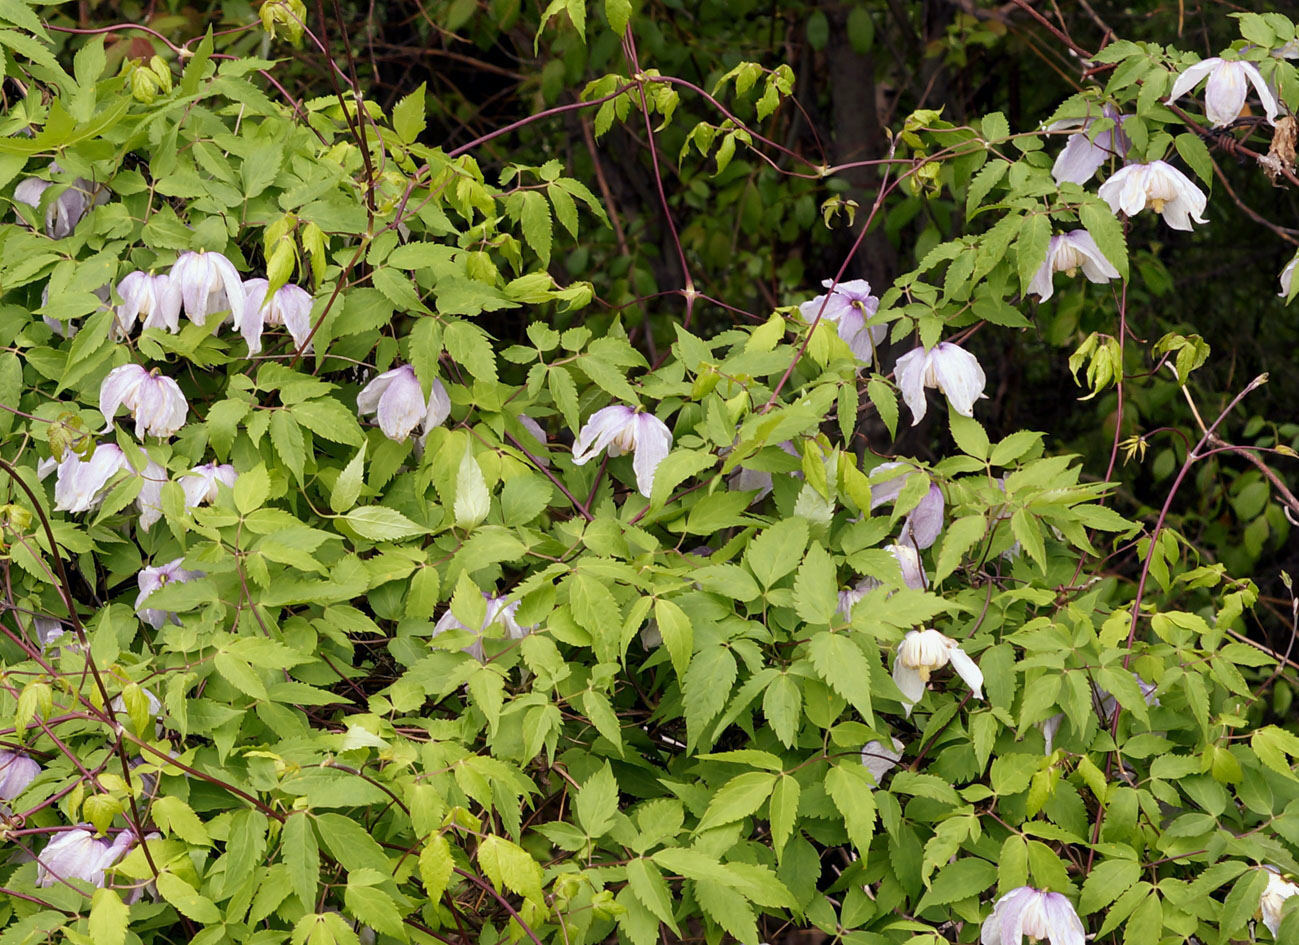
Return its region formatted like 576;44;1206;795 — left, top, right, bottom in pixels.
356;364;451;443
894;342;987;426
1260;866;1299;936
238;278;314;355
893;628;983;715
53;443;129;513
0;749;40;800
1027;230;1121;303
1097;160;1207;231
1167;57;1279;128
432;593;534;662
980;886;1085;945
869;462;946;549
860;737;905;784
100;364;188;439
180;462;236;508
36;827;135;888
798;278;887;366
572;405;673;498
115;271;182;338
1050;105;1130;185
13;166;108;239
170;250;245;327
136;559;204;629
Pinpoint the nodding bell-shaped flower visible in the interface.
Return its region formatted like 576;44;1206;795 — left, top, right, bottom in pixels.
1050;106;1130;186
180;462;236;508
170;250;245;328
0;749;40;800
1280;254;1298;300
1097;160;1207;232
1260;866;1299;936
893;628;983;716
99;364;188;439
13;167;107;240
31;617;66;650
1167;57;1279;129
894;342;987;426
54;444;129;513
135;558;203;629
238;278;314;355
36;827;134;888
798;279;887;366
1028;230;1122;303
981;886;1085;945
356;364;451;443
860;737;905;784
136;458;167;531
115;271;182;338
432;593;534;663
869;463;946;550
572;405;673;498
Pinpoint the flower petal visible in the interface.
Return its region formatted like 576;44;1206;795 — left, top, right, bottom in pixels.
572;405;633;465
946;642;984;699
99;364;146;431
1166;57;1220;105
631;413;672;498
892;661;926;715
931;343;987;417
893;347;930;426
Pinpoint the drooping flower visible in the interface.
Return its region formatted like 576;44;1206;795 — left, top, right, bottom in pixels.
1040;674;1159;753
839;545;928;619
170;250;245;328
1027;230;1122;303
1279;254;1298;299
356;364;451;443
860;737;905;784
1097;161;1207;232
1050;105;1130;185
99;364;188;439
53;444;129;513
869;463;946;549
980;886;1085;945
30;617;66;650
238;278;314;355
517;415;550;465
35;827;134;888
0;749;40;800
115;271;182;338
893;628;983;715
1260;866;1299;936
135;559;203;629
572;405;673;498
1167;57;1279;128
894;342;987;426
13;167;107;239
432;593;534;662
136;458;167;531
180;462;236;508
798;279;887;366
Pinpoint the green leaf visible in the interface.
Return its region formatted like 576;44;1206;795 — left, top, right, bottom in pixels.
454;445;490;528
626;858;680;933
343;506;426;541
826;763;876;854
151;796;210;846
1080;858;1141;914
1122;891;1161;945
1079;199;1129;281
392;82;427;142
234;463;269;514
745;517;809;588
792;541;837;625
949;412;989;460
419;832;453;901
1015;213;1052;295
808;632;873;720
1010;509;1046;571
478;835;544;902
270;410;306;484
89;888;129;945
867;377;898;438
518;191;552;266
653;598;693;677
284;813;320;908
345;883;408;941
696;771;777;833
605;0;632;34
934;514;986;583
915;857;996;912
156;872;222;924
762;673;802;748
293;397;366;446
330;442;366;514
1219;868;1269;943
694;880;758;945
576;762;619;837
769;774;800;860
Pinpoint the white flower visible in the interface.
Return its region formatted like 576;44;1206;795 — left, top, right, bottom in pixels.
893;628;983;715
1280;254;1298;299
860;737;904;784
13;167;107;239
1097;161;1207;232
432;593;534;662
0;749;40;800
572;405;673;498
1261;866;1299;936
894;342;987;426
99;364;188;439
180;462;236;508
35;827;134;888
1027;230;1122;303
136;458;167;531
115;271;182;337
1167;57;1279;128
798;279;887;366
53;444;128;513
238;278;314;355
357;364;451;442
170;250;245;327
1050;105;1129;185
981;886;1085;945
109;687;162;718
135;558;203;629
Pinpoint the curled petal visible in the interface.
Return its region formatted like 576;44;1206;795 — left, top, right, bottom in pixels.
1166;57;1222;106
946;642;984;700
572;405;635;465
424;377;451;431
892;662;926;716
930;343;987;417
893;347;930;426
903;485;945;550
99;364;148;431
631;412;672;498
136;459;167;532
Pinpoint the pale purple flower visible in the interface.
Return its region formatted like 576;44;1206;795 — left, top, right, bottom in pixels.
432;593;534;662
115;271;182;337
894;342;987;426
0;750;40;800
238;278;314;355
798;279;887;366
572;405;673;498
517;415;549;465
869;463;945;549
36;828;134;888
135;558;203;629
180;462;236;508
357;364;451;442
893;628;982;716
1097;160;1207;231
170;250;245;327
1167;57;1279;128
1280;254;1297;299
727;441;800;501
53;444;128;513
136;458;167;531
1050;106;1129;186
30;617;66;650
1261;866;1299;936
860;737;904;784
839;544;928;619
99;364;188;439
1040;674;1159;753
1027;230;1121;303
981;886;1084;945
13;167;107;239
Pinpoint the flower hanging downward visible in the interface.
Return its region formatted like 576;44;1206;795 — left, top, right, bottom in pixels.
181;462;237;508
860;737;905;784
136;559;204;629
99;364;188;439
36;827;134;888
238;278;315;355
115;271;182;337
1167;57;1279;128
170;250;245;327
980;886;1085;945
53;444;128;513
13;165;108;239
1097;161;1207;231
0;749;40;800
869;463;946;549
572;405;673;498
1027;230;1122;303
1280;254;1298;300
798;279;887;367
1260;866;1299;936
432;593;534;662
136;458;168;531
894;342;987;426
893;628;983;715
356;364;451;443
1050;105;1130;185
